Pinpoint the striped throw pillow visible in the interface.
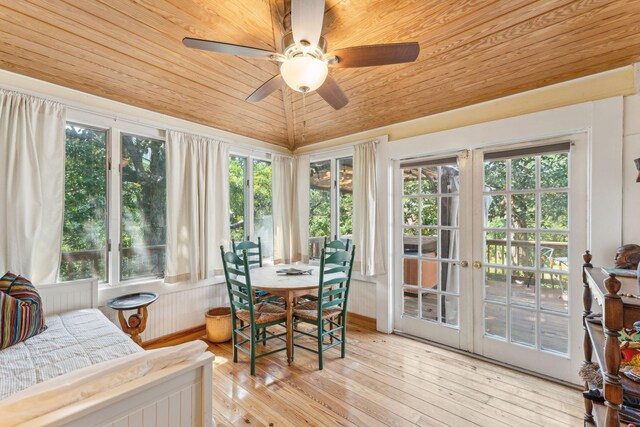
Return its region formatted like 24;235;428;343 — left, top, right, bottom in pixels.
0;272;47;350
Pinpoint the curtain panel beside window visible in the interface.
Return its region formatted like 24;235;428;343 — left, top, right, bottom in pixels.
272;154;309;264
0;90;66;284
165;130;229;283
353;140;384;276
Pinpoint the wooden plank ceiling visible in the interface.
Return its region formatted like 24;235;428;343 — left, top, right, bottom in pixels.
1;0;639;149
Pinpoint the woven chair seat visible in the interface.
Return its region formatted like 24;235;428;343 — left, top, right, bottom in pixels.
293;301;342;321
236;302;286;325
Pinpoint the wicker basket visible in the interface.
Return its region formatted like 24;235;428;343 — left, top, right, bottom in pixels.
205;307;232;343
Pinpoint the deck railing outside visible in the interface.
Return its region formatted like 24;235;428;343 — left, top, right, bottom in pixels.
60;244;166;282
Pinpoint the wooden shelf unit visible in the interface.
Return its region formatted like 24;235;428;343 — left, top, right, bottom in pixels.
582;250;640;426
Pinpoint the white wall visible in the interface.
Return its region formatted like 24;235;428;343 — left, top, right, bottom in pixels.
623;92;640;244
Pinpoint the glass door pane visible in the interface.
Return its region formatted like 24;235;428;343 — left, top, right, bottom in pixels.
482;151;569;354
401;161;461;327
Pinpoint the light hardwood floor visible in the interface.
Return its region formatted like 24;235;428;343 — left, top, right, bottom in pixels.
204;316;584;427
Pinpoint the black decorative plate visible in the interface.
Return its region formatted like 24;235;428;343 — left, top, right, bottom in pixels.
107;292;159;310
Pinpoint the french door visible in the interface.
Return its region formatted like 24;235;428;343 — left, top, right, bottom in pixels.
394;136;586;382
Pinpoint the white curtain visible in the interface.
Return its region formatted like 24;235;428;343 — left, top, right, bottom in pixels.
166;131;229;283
0;90;65;284
272;155;293;264
292;154;310;263
353;140;384;276
272;154;309;264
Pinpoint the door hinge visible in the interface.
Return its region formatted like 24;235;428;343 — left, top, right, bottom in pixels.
107;157;112;171
107;239;112;252
246;179;250;188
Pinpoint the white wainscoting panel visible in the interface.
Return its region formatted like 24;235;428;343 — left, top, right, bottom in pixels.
348;279;377;319
100;283;228;342
101;280;376;342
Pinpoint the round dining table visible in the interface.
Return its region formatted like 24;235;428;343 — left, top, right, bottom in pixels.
250;264;323;365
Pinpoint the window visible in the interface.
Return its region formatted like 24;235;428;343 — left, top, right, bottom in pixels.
228;154;274;261
60;124;108;282
60;123;166;285
120;134;166;281
309;156;353;260
253;159;273;260
229;155;247;242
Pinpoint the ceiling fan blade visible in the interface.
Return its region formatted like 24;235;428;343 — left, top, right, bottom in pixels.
291;0;325;48
183;37;276;59
331;42;420;68
246;75;285;102
316;76;348;110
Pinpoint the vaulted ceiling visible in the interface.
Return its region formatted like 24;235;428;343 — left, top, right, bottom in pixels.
1;1;639;149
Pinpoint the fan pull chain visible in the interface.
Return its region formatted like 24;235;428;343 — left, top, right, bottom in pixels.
302;91;307;144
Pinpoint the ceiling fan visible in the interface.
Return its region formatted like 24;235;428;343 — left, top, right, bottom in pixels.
182;0;420;110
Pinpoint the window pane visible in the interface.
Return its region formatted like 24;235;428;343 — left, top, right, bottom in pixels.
441;295;458;326
403;228;419;256
541;313;568;354
484;160;506;191
309;160;331;259
540;153;568;189
121;135;166;281
485;194;506;228
403;168;419;195
511;193;536;229
511;232;536;268
485;303;506;339
421;292;437;322
510;269;536;307
338;157;353;239
540;192;568;230
421;167;438;194
229;156;246;243
403;288;418;317
485;267;507;303
421;196;437;226
511;307;536;347
403;198;419;225
60;125;107;282
511;156;536;190
485;231;507;265
440;164;459;194
253;159;273;261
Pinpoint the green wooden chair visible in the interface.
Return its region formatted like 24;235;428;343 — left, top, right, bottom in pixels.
291;245;356;370
301;238;351;303
324;237;350;253
231;237;282;304
220;246;287;376
232;237;263;267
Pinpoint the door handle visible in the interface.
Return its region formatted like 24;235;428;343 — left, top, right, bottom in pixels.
473;261;482;269
459;261;468;268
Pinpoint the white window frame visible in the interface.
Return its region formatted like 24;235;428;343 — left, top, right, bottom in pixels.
229;148;274;262
309;148;354;262
63;112;165;288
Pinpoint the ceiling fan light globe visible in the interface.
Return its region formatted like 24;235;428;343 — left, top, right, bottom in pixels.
280;56;328;93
